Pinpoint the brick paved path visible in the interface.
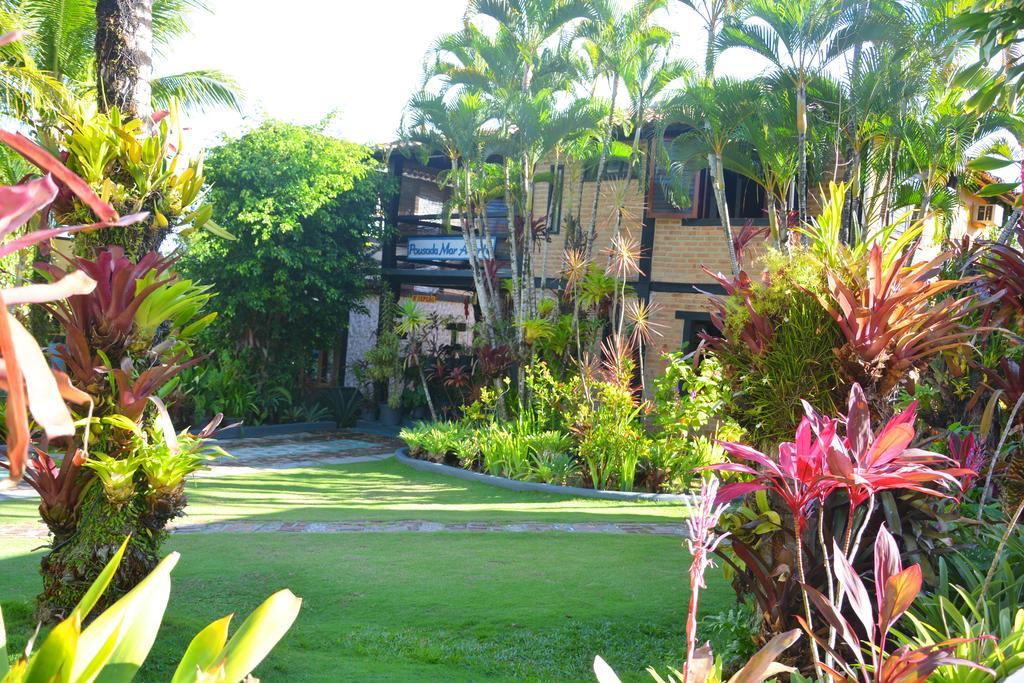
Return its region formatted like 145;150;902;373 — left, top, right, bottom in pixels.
0;430;686;540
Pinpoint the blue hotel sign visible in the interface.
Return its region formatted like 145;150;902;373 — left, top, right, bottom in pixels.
406;236;496;261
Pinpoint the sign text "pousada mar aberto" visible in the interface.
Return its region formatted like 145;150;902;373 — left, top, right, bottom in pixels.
406;236;496;262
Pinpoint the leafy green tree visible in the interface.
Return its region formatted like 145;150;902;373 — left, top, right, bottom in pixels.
178;120;391;383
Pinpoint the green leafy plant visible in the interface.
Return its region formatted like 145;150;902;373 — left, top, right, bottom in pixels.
0;538;299;683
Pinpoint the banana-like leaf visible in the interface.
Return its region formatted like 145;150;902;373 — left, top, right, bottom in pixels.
24;618;78;683
0;604;7;679
727;630;799;683
968;155;1015;171
593;655;622;683
170;615;232;683
978;182;1020;197
215;589;301;682
71;552;180;683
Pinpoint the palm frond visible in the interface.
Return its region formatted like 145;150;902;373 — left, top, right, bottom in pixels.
151;69;242;113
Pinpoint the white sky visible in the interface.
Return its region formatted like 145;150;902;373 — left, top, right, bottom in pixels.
160;1;769;150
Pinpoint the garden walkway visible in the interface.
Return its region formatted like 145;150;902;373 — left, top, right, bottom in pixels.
0;430;687;540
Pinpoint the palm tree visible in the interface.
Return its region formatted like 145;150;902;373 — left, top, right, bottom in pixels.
616;36;692;239
0;0;240;115
433;1;593;359
405;89;504;346
896;90;999;239
577;0;667;261
718;0;848;225
675;0;747;76
661;75;760;276
723;80;798;249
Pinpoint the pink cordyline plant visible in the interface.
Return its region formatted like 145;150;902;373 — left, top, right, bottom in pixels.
709;383;966;675
682;476;730;683
815;384;965;553
801;524;993;683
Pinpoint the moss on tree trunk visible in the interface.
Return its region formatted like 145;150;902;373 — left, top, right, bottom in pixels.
37;482;183;622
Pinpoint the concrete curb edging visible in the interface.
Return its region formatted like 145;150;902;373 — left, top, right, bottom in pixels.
395;448;699;503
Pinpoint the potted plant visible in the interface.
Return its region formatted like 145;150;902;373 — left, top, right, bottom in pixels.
380;377;404;426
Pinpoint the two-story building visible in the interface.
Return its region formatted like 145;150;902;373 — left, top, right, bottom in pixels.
341;139;1019;393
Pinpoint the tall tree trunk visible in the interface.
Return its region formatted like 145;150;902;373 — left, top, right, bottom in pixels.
95;0;153;118
586;76;619;261
767;192;782;251
711;150;739;277
796;78;809;229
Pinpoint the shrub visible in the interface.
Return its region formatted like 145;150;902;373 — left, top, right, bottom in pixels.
478;423;532;479
703;248;845;448
573;382;646;491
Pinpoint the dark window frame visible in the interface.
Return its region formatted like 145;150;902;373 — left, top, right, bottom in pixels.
675;310;716;353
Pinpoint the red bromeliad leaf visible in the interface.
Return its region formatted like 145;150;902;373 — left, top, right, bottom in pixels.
0;31;23;47
5;314;76;440
0;131;117;222
0;175;58;238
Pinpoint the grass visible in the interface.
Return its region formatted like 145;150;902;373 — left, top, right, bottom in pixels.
0;457;687;525
0;457;733;682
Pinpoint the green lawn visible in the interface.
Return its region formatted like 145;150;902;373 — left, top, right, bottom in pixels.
0;457;732;682
0;457;686;525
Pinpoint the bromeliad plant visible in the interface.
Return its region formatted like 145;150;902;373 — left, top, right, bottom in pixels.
0;126;222;617
27;243;219;619
36;96;233;256
815;244;980;409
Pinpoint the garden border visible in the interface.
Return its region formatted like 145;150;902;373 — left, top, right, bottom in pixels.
395;448;699;503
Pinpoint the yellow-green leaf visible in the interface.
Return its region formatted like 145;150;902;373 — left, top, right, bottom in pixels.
73;552;179;683
171;615;232;683
24;617;79;683
217;590;301;682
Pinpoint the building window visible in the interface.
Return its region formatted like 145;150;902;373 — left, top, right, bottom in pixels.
649;140;703;219
650;136;766;221
976;204;994;222
414;194;444;217
583;158;635;182
675;311;718;353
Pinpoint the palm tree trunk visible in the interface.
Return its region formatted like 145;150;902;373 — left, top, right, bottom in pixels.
586;76;619;261
997;208;1022;244
95;0;153;117
711;150;739;277
417;358;438;422
767;193;781;250
797;78;808;228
